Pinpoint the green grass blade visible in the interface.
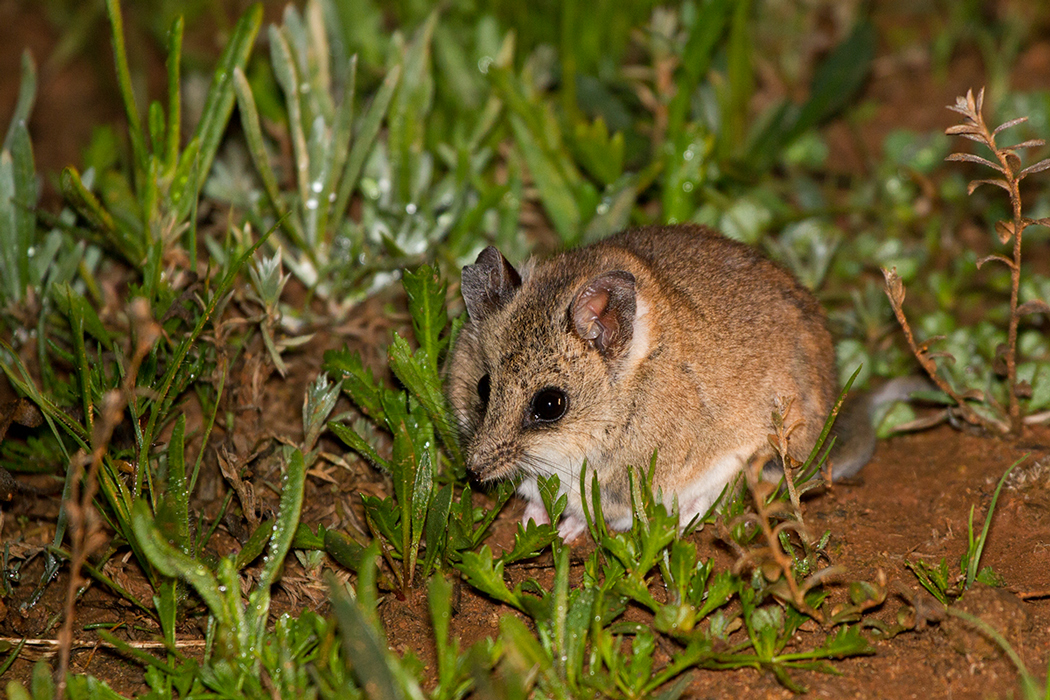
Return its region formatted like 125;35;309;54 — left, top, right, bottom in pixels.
176;3;262;219
330;578;408;700
0;340;89;447
164;16;183;172
232;67;307;250
408;444;433;587
96;629;177;674
0;151;19;301
136;224;273;497
61;167;138;263
315;55;357;241
332;64;401;226
422;483;452;575
270;26;311;223
428;572;457;691
148;101;165;164
105;0;148;177
719;0;754;158
9;128;36;302
666;0;732;142
797;365;861;484
966;455;1026;588
3;51;36;151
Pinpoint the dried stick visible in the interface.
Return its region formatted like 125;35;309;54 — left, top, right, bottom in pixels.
882;267;1010;434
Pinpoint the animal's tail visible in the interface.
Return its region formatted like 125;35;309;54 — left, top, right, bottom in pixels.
827;376;933;480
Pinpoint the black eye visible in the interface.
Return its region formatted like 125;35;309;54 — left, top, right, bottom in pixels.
530;387;568;423
477;374;490;409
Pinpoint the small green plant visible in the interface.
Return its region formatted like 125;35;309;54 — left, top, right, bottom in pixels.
60;0;260;273
454;461;879;694
884;87;1050;434
324;264;512;594
906;456;1022;605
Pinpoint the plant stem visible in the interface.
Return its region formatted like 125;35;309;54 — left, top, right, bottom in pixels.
1006;179;1023;433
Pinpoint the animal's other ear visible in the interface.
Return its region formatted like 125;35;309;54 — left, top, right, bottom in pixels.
571;271;636;358
461;246;522;322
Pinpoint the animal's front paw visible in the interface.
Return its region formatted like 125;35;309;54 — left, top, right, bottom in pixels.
556;514;587;543
521;499;550;527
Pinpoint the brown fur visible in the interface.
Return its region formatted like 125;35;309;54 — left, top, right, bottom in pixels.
446;224;837;540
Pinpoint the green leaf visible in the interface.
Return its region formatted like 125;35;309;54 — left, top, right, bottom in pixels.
154;579;178;647
329;421;388;471
257;449;306;591
105;0;147;177
429;573;458;692
315;54;357;239
408;439;434;585
163;16;183;170
131;500;227;623
0;151;21;302
323;528;366;572
323;348;388;423
401;265;448;374
422;483;452;575
158;413;190;554
9;123;36;293
666;0;732;140
387;333;462;469
3;51;37;152
234;518;274;570
333;64;401;224
457;546;524;610
330;572;411;700
508;113;581;243
362;494;402;554
176;4;262;219
269;24;311;219
499;519;559;566
793;21;876;141
745;21;875;170
388;13;437;203
60;167;128;258
572;117;624;186
233;66;302;246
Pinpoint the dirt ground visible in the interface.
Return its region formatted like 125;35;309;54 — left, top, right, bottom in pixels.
1;3;1049;699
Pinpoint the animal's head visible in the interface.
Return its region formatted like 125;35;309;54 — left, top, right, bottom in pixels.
446;246;649;485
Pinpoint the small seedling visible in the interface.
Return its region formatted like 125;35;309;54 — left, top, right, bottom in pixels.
906;456;1022;604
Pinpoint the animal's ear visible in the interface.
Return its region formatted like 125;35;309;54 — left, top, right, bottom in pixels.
571;271;636;358
461;246;522;321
